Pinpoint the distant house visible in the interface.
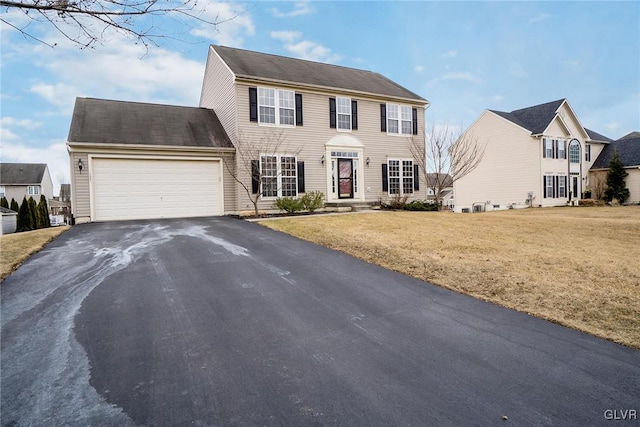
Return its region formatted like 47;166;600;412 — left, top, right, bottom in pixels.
590;131;640;203
425;173;454;208
68;45;429;222
0;163;54;203
453;99;611;212
0;206;18;235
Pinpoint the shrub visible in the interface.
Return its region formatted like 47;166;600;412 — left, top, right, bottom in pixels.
300;191;324;212
380;193;409;210
404;200;439;211
17;197;32;232
0;197;8;209
274;197;302;214
28;197;40;229
38;195;51;228
10;198;19;213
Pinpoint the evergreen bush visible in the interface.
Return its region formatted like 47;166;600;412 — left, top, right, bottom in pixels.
10;198;19;213
38;195;51;227
604;151;630;203
28;197;40;229
0;197;8;209
17;197;32;232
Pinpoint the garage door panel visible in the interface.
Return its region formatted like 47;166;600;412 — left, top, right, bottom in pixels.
92;158;222;221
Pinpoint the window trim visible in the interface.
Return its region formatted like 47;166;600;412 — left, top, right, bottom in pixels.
558;175;566;198
27;185;40;196
259;154;298;198
569;140;580;164
386;103;415;136
544;175;554;198
336;96;352;132
387;158;414;195
257;87;296;127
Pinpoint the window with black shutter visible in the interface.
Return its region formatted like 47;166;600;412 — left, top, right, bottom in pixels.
249;87;258;122
329;98;336;129
295;93;303;126
380;104;386;132
351;100;358;130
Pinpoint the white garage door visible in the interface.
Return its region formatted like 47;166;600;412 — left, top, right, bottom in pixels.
92;157;222;221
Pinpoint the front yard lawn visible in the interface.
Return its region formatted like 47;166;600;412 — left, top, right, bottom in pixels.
1;226;70;281
260;207;640;349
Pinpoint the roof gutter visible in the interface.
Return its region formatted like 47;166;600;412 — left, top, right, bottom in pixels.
233;74;430;107
66;141;236;153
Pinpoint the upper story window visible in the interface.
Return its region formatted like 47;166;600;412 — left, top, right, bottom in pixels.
585;144;591;162
557;140;566;159
249;87;302;127
337;97;351;131
0;185;5;197
544;138;554;158
380;103;418;136
27;186;40;196
330;97;358;131
569;141;580;163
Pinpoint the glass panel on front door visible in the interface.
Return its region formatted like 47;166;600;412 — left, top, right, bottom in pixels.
338;158;353;199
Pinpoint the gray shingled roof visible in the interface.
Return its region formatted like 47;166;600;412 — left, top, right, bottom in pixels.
585;128;613;143
213;45;427;102
490;99;565;134
0;206;18;214
0;163;47;185
68;98;233;148
425;173;453;188
591;132;640;169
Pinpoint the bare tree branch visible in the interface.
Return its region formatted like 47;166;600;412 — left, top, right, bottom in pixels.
409;123;486;208
1;0;247;49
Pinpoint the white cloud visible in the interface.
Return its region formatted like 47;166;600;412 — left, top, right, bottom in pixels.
443;50;457;58
1;127;19;142
1;117;42;128
1;140;70;193
442;72;481;84
414;65;424;73
270;31;341;63
189;1;255;46
30;83;78;111
606;122;620;132
270;31;302;43
529;13;550;24
271;1;315;18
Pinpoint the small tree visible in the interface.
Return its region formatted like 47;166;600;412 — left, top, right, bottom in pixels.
10;198;19;213
0;197;8;209
28;197;40;229
604;150;630;203
17;197;32;232
38;195;51;228
591;172;607;200
226;130;300;216
410;124;486;207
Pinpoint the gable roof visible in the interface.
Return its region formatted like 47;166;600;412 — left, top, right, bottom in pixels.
490;99;565;135
591;132;640;169
0;163;48;185
68;98;233;148
212;45;428;103
425;173;453;188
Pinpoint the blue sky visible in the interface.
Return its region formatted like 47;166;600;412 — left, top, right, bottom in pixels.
1;1;639;193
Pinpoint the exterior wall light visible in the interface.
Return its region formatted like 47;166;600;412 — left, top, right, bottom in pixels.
321;155;325;165
78;159;83;173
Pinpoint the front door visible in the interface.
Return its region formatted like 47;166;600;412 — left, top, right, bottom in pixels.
338;158;354;199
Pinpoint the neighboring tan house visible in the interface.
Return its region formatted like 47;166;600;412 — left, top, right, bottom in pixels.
68;45;429;222
590;131;640;203
0;163;54;204
453;99;611;213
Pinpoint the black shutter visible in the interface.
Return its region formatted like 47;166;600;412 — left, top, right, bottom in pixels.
295;93;303;126
543;176;547;198
249;87;258;122
552;140;557;159
543;139;547;158
412;108;418;135
564;176;567;197
351;100;358;130
382;163;388;192
562;140;567;159
329;98;336;128
297;161;305;194
413;164;419;191
251;160;259;194
380;104;387;132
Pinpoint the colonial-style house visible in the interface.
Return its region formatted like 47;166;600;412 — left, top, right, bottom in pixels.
68;45;429;222
0;163;54;203
590;131;640;203
453;99;611;212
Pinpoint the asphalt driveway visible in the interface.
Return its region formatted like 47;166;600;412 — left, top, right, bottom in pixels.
1;217;638;426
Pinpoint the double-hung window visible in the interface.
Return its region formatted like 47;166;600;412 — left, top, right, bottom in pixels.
337;97;351;131
558;176;566;198
386;104;414;135
388;159;414;195
260;154;297;198
387;104;399;134
545;176;554;198
27;186;40;196
544;138;553;158
585;144;591;162
401;106;412;135
557;140;565;159
257;87;295;126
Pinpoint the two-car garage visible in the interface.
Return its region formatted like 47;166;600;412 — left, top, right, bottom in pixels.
90;157;223;222
67;98;236;223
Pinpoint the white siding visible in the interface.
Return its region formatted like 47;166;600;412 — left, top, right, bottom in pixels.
200;47;238;144
1;213;17;235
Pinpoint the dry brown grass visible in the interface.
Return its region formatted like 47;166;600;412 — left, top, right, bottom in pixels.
260;207;640;349
0;226;70;281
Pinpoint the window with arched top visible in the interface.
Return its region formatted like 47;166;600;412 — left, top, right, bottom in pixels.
569;141;580;163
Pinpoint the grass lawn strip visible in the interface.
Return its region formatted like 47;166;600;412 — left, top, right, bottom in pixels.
260;207;640;349
0;226;70;281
